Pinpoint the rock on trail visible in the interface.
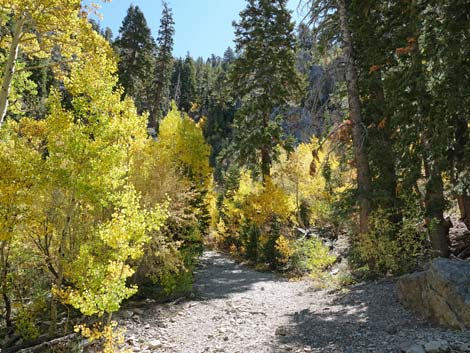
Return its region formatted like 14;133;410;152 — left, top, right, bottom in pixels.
118;251;470;353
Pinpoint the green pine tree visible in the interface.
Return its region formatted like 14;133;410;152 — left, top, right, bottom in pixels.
150;1;175;129
174;55;196;113
230;0;302;180
170;56;196;113
114;5;156;114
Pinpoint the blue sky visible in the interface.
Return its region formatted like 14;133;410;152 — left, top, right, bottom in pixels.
88;0;307;59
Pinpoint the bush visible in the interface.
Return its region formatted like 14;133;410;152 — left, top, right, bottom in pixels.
240;222;261;262
351;207;427;277
213;139;350;277
15;308;40;341
288;238;336;278
274;235;294;268
129;104;210;298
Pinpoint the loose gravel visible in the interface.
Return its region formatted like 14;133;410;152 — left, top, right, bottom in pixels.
118;251;470;353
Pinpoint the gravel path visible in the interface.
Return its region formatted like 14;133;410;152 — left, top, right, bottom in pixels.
119;251;470;353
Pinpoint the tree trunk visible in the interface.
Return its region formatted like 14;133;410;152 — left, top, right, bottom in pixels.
152;100;162;131
260;112;271;182
423;158;450;257
0;15;25;127
50;200;75;335
1;240;12;327
457;195;470;230
454;117;470;230
371;73;399;207
149;75;162;131
337;0;373;233
261;145;271;182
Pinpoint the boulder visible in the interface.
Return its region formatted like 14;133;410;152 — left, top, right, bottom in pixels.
397;258;470;329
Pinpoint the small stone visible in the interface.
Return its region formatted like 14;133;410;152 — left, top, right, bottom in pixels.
423;340;449;353
223;336;229;341
451;342;470;352
126;335;137;345
386;324;398;335
133;308;145;316
122;310;134;319
275;326;288;336
400;342;426;353
148;339;162;349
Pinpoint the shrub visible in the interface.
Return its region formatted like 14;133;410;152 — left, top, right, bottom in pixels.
351;207;427;277
241;222;261;262
274;235;294;268
15;308;40;341
289;238;336;278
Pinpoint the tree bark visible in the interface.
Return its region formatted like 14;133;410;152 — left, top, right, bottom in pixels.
423;158;450;257
50;199;75;335
454;117;470;230
371;72;399;208
6;334;81;353
337;0;373;233
149;88;162;131
1;240;12;327
457;195;470;230
0;15;26;127
260;112;271;182
261;145;271;182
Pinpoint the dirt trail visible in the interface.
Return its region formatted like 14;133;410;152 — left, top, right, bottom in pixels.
119;251;470;353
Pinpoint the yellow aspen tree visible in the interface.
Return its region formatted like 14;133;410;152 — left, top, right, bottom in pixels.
0;0;86;126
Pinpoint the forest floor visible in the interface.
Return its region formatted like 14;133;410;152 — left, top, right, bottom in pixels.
117;251;470;353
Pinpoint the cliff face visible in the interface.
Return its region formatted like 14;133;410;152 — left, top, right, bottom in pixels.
283;62;345;144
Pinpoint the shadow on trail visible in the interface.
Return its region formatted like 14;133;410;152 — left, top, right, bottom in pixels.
276;281;436;353
193;251;282;299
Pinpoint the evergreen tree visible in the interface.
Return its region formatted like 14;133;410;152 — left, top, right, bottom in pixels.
182;55;197;113
348;1;399;218
114;5;156;114
302;0;377;234
170;55;196;113
89;18;113;43
336;0;372;234
194;57;207;109
296;23;314;75
150;1;175;129
302;0;467;255
230;0;302;180
103;27;113;43
170;58;183;106
222;47;236;70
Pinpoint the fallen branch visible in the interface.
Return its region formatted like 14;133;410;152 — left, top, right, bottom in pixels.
3;333;87;353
